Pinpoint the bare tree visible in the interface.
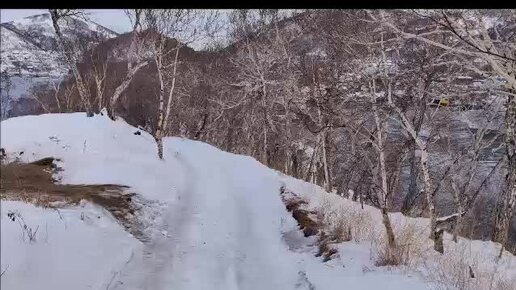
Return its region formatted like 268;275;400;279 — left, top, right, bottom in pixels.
48;9;93;116
229;10;286;167
89;53;109;112
140;9;222;159
372;8;516;256
370;78;398;254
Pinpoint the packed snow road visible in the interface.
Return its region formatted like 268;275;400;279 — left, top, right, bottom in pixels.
111;139;306;290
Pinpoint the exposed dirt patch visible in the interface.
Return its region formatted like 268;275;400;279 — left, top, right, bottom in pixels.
280;187;319;236
280;185;341;262
1;157;146;240
292;209;319;237
315;232;339;262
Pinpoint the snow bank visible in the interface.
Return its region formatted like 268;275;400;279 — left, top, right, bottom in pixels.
1;200;140;290
1;112;189;202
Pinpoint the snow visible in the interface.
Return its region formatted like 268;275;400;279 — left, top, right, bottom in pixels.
2;76;59;100
436;212;461;222
302;243;432;290
0;26;65;77
4;13;117;45
1;112;514;290
1;200;140;290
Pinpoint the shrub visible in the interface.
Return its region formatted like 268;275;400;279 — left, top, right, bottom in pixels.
7;210;39;242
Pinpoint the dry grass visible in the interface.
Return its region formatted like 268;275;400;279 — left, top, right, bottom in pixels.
373;246;408;267
423;243;516;290
1;158;145;239
281;188;375;262
317;195;374;243
393;220;429;268
370;228;411;267
280;188;339;261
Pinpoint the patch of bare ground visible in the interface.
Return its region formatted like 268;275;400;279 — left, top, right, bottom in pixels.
280;186;347;262
0;157;147;241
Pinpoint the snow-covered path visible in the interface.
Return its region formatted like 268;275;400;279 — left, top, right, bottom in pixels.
111;139;304;290
110;149;199;289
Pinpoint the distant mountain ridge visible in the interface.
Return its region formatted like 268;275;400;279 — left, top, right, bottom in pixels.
1;13;118;77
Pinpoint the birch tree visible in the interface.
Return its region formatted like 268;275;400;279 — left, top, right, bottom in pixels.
370;78;398;254
89;52;109;112
140;9;221;159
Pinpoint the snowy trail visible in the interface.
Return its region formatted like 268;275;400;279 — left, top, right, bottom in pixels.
110;149;199;290
111;140;302;290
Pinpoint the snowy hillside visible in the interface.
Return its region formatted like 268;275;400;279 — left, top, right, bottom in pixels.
1;112;515;290
0;27;64;77
1;13;117;78
1;13;119;120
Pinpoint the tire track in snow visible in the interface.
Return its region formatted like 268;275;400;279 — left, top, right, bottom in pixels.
111;149;198;290
163;149;245;289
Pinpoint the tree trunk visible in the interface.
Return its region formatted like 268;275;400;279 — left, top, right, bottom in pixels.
283;94;292;175
388;89;438;249
316;98;332;192
321;129;332;192
308;136;321;184
156;135;164;160
154;53;166;160
96;79;103;112
154;101;165;160
401;104;425;214
109;60;148;119
434;229;444;254
154;46;180;160
261;83;269;166
378;142;397;251
372;93;397;252
451;183;463;243
263;125;268;166
420;147;437;240
402;141;419;213
163;47;181;131
497;93;516;257
292;152;299;178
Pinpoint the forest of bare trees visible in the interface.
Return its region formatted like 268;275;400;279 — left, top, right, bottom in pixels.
14;9;516;256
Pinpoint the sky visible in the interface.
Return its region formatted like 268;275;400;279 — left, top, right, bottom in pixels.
0;9;133;33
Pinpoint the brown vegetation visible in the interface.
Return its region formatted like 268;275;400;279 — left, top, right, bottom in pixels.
280;186;351;262
0;157;144;239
